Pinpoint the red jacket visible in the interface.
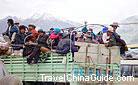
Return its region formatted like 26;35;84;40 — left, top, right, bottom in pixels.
31;29;38;38
50;33;59;40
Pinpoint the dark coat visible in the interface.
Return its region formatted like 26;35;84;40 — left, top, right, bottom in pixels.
5;25;19;39
13;33;27;50
37;34;49;48
56;39;78;54
14;33;27;44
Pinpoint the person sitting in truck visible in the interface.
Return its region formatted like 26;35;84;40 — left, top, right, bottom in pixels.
48;28;54;35
23;29;50;64
97;26;108;44
102;26;117;47
13;25;27;50
2;19;19;43
76;32;85;42
55;34;79;55
23;34;38;64
28;24;38;39
84;31;93;43
110;22;128;56
81;24;88;33
88;28;99;44
49;28;62;48
70;31;77;44
37;29;50;51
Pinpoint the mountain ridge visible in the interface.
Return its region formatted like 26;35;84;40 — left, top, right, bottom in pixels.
0;14;138;44
0;13;81;34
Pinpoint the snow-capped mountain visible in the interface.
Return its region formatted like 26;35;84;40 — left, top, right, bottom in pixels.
24;12;81;30
0;13;138;44
0;16;21;34
0;13;81;34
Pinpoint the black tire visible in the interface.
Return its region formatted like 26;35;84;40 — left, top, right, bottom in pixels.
0;75;23;85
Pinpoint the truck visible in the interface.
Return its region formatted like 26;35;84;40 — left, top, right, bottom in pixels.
0;43;120;85
0;24;121;85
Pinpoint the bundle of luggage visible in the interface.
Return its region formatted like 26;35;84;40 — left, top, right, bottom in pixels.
0;42;10;56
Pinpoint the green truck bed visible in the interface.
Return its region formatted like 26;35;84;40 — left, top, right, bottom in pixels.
0;52;120;85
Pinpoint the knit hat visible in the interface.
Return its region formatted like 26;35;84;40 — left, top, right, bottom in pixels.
110;22;119;27
102;27;108;33
38;29;45;33
54;28;61;34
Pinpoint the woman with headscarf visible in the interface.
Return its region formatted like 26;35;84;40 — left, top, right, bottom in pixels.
49;28;62;48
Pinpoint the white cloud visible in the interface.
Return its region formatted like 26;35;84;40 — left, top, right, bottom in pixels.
0;0;138;24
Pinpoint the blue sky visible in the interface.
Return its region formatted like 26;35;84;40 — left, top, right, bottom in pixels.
0;0;138;24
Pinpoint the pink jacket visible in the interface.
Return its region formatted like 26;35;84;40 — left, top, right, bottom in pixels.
50;33;59;40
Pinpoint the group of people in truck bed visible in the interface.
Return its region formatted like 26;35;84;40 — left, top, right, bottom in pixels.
0;19;128;64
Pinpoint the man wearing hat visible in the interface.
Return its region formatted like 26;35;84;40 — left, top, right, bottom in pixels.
110;22;119;32
28;24;38;39
110;22;128;56
37;29;49;49
110;22;121;40
23;29;50;64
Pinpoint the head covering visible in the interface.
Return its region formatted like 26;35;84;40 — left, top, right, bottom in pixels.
102;27;108;33
54;28;61;34
108;26;114;32
28;24;36;29
38;29;45;33
50;28;54;30
110;22;119;27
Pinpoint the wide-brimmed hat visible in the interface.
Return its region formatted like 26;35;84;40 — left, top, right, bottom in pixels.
28;24;36;28
110;22;119;27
